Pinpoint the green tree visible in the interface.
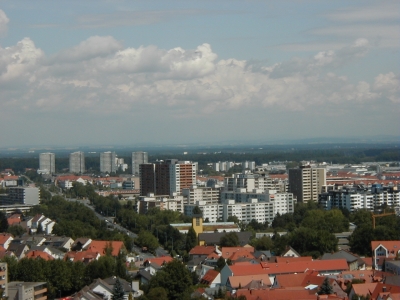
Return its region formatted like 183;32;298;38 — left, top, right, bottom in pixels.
192;206;202;216
219;232;240;247
318;277;333;295
0;212;8;232
186;227;197;252
149;260;193;300
349;224;374;256
146;287;168;300
7;225;26;237
250;235;274;251
136;230;159;253
215;257;226;271
112;277;125;300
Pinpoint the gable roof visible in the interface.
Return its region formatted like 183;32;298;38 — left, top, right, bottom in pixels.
233;287;316;300
371;241;400;254
275;273;325;288
189;245;217;256
0;233;13;246
143;256;173;266
275;256;313;263
25;250;54;261
228;274;272;289
221;246;254;259
228;259;348;277
200;269;219;285
85;240;125;257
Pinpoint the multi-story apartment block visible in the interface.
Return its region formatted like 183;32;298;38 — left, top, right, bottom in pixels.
139;160;196;196
69;151;85;174
224;173;287;193
100;151;117;173
132;151;148;175
289;165;326;203
2;187;40;205
182;186;221;205
39;153;55;174
319;184;400;212
137;194;185;214
184;202;224;222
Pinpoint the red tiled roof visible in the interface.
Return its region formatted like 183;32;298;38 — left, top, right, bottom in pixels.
233;287;316;300
25;250;54;261
221;246;254;259
371;241;400;256
144;256;173;266
0;233;13;246
86;240;125;257
189;246;217;256
229;259;348;276
228;274;272;289
64;251;99;262
275;273;325;288
200;269;219;285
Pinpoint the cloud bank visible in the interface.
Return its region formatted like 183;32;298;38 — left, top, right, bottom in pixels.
0;35;398;120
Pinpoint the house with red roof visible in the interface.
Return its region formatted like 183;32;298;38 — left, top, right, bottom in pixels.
349;282;400;300
7;214;23;226
200;269;221;288
64;250;101;264
371;241;400;270
0;233;13;249
85;240;126;257
227;274;272;291
230;287;317;300
220;259;349;287
221;246;254;259
25;250;54;261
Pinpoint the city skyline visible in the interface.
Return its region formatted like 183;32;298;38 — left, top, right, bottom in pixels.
0;1;399;147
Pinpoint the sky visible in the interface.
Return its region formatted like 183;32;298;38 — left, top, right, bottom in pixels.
0;0;399;147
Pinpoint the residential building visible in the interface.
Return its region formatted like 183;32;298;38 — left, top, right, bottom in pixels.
0;262;7;295
132;151;148;175
39;153;55;174
137;194;185;214
1;187;40;205
140;160;196;196
289;165;326;203
319;185;400;212
7;281;47;300
182;186;220;205
100;152;117;173
371;240;400;270
69;151;85;174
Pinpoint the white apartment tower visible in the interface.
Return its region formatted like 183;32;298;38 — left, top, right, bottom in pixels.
100;151;117;173
289;165;326;203
69;151;85;173
39;152;55;174
132;151;148;175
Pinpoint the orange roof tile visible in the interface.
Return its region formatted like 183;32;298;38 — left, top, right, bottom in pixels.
234;287;316;300
25;250;54;261
86;240;125;257
189;245;217;256
228;274;272;289
144;256;173;266
221;246;254;259
201;269;219;285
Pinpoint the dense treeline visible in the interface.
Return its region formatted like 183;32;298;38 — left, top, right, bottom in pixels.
1;146;398;173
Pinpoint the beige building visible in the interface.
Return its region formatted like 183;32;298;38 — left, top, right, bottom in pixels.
7;282;47;300
289;165;326;203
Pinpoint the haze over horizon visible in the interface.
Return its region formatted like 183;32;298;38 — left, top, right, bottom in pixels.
0;1;399;148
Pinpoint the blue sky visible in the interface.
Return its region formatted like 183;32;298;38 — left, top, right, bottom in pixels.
0;0;399;147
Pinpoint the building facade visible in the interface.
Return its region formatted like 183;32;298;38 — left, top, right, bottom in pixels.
100;152;117;173
69;151;85;174
289;166;326;203
2;187;40;205
139;160;197;196
39;153;55;174
132;152;148;175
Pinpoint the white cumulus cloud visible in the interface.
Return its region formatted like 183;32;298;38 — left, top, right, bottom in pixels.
0;9;9;36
